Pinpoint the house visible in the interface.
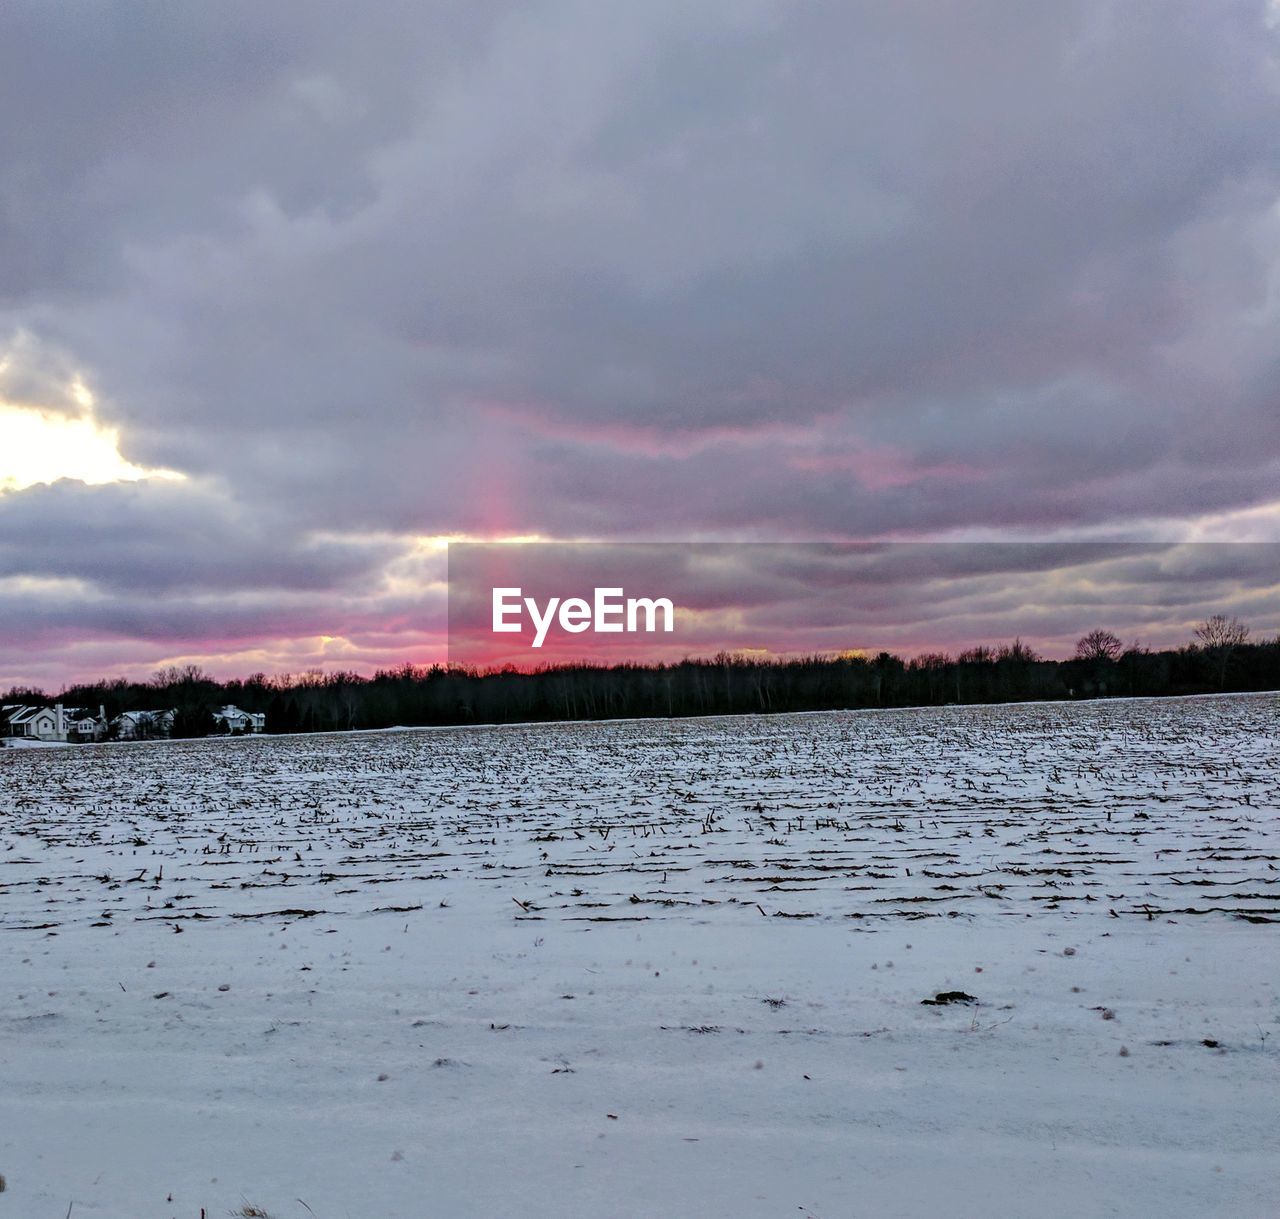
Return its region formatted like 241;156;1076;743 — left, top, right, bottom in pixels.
112;709;176;741
70;706;109;743
2;703;73;742
2;705;38;738
214;704;266;734
3;703;112;744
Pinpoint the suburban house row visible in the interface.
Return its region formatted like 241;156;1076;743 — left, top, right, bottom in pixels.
1;703;266;743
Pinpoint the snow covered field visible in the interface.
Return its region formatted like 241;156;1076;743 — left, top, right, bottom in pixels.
1;694;1277;1218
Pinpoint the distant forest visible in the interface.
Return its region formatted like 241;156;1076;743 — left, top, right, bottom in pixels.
4;616;1277;738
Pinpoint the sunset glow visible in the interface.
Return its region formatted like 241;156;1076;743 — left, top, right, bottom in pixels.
0;399;183;492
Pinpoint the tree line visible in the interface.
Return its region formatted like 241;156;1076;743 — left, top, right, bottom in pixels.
3;615;1275;738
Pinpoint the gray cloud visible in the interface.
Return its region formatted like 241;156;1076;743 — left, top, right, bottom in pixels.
0;479;404;595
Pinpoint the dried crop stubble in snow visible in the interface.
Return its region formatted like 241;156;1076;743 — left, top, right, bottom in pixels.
0;693;1277;1217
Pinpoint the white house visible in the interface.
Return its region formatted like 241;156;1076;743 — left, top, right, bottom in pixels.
112;709;176;741
214;704;266;734
2;703;73;742
2;705;39;738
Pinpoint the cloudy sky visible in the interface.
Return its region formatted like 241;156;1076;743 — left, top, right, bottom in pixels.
2;1;1279;687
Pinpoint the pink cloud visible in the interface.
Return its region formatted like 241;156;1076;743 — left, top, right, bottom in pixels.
787;444;987;491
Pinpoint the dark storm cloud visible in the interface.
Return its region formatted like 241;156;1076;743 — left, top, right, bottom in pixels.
2;1;1279;681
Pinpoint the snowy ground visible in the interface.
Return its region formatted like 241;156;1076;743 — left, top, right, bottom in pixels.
1;694;1277;1218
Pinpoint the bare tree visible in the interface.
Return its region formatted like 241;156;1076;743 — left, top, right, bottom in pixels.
1076;629;1122;662
153;663;211;687
997;638;1040;663
1193;614;1250;650
1193;614;1250;689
